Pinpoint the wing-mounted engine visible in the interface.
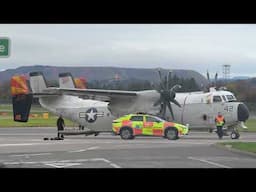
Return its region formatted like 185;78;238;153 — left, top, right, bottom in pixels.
153;69;182;120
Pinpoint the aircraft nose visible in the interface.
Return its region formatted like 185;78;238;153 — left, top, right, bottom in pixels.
237;103;249;122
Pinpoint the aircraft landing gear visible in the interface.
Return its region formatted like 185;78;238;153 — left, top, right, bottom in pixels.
231;131;240;139
230;127;240;139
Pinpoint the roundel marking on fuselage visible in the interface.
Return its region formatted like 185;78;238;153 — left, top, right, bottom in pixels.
85;107;98;123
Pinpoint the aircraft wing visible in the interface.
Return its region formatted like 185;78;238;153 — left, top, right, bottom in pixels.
41;87;138;100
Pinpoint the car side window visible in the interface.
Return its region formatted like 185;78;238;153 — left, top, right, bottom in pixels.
130;116;143;121
146;116;159;122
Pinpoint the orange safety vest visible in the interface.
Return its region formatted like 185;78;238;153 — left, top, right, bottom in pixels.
215;116;224;126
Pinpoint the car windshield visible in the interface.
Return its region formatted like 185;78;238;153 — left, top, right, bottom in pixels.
151;116;165;122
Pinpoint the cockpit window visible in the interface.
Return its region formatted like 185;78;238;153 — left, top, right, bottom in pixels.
222;95;227;102
213;96;222;102
226;95;235;101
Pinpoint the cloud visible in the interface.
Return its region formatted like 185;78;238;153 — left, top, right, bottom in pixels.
1;24;256;77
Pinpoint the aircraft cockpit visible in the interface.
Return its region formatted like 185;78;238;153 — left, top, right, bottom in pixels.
212;91;237;103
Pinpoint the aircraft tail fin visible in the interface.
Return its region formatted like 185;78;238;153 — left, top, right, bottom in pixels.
59;72;86;89
29;72;48;93
74;77;87;89
11;75;33;122
59;72;76;88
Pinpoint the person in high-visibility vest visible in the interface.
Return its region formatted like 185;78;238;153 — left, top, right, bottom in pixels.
215;112;225;139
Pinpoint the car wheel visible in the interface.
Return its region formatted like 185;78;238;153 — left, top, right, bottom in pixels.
165;127;178;140
120;127;134;140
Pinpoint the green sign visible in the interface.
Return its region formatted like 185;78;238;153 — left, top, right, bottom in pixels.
0;38;10;57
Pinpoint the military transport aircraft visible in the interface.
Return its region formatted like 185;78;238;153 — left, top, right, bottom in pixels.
11;70;249;139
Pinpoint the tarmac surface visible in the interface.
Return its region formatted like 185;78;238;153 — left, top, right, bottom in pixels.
0;127;256;168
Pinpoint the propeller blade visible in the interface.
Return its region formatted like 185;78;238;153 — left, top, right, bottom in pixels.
167;102;174;120
170;84;182;98
164;76;168;89
167;71;172;90
172;99;181;108
207;70;210;81
159;102;166;119
170;84;182;92
215;72;218;86
153;98;162;106
158;70;165;89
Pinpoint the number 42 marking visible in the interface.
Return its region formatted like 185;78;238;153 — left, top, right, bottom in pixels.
224;106;233;112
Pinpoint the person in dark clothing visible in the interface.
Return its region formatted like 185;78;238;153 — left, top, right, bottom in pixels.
57;115;65;139
215;112;225;139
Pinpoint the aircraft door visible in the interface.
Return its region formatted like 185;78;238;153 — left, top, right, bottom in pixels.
182;95;213;129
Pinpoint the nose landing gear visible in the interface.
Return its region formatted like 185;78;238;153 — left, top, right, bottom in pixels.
230;127;240;139
231;131;240;139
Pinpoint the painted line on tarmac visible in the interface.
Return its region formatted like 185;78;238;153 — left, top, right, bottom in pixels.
4;158;121;168
188;157;231;168
68;146;99;153
0;143;49;147
0;141;97;147
89;158;121;168
9;153;52;158
0;133;54;136
45;162;82;168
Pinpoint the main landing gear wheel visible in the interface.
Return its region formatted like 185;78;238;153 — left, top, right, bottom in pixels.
231;131;240;139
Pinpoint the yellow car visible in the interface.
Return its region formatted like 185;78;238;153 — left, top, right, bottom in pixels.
112;113;189;140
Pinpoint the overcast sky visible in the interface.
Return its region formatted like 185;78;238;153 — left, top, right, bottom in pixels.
1;24;256;78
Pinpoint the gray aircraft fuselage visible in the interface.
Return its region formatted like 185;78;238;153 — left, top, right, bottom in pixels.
39;89;249;132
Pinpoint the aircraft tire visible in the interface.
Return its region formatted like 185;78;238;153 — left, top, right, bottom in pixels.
120;127;134;140
165;127;178;140
231;131;240;139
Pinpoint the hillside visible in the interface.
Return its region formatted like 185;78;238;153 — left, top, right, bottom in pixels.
0;65;208;87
